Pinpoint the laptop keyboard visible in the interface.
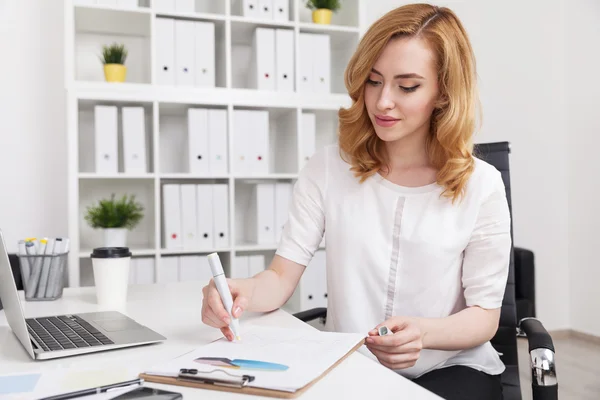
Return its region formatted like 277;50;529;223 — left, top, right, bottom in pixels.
26;315;114;352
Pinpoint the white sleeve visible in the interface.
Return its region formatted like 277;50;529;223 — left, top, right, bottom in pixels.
462;170;512;309
275;149;327;267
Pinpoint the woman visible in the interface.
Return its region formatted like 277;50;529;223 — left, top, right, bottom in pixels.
202;3;510;399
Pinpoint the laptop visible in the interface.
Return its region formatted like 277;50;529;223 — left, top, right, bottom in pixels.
0;230;166;360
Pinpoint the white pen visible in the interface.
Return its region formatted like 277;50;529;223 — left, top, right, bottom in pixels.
207;252;241;341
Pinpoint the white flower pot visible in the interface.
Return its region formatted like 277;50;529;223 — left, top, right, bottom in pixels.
103;228;128;247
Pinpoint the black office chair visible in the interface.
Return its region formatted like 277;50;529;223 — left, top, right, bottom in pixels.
293;142;558;400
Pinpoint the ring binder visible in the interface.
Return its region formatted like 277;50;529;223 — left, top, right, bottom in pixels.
178;368;255;389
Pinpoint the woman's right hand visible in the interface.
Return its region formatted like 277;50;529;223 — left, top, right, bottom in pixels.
201;278;254;341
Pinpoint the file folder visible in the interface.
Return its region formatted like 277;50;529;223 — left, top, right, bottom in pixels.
179;255;203;281
233;110;250;174
232;256;249;279
208;109;228;175
233;0;259;18
299;250;327;310
298;33;313;93
196;184;214;251
163;184;182;249
156;18;175;85
122;107;147;174
180;184;198;250
159;256;179;284
250;110;270;175
94;105;118;174
272;0;289;21
258;0;273;19
301;112;316;167
274;182;292;242
136;257;155;284
312;34;331;93
246;183;275;244
248;254;265;276
175;0;194;13
175;20;195;86
195;22;216;88
250;28;275;91
275;29;294;92
212;184;230;249
188;108;210;174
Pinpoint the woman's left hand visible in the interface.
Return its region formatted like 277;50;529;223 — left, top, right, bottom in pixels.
365;317;424;370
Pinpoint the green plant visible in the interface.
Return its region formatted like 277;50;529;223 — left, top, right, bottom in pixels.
305;0;341;12
100;43;128;65
85;194;143;230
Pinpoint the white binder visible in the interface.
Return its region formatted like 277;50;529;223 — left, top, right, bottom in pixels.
153;0;174;11
272;0;289;21
156;18;175;85
136;257;155;284
117;0;138;7
159;256;180;284
258;0;273;19
208;109;228;175
246;183;276;244
301;112;316;166
122;107;147;174
180;184;198;250
94;105;118;174
129;258;137;285
179;256;202;281
175;0;194;13
248;254;265;277
196;184;214;251
232;256;249;279
250;110;270;175
195;22;215;88
233;0;259;18
212;184;230;249
298;33;314;93
299;250;327;310
187;108;209;174
175;20;195;86
233;110;250;174
312;34;331;93
275;29;294;92
274;182;292;242
198;255;212;282
250;28;275;91
163;184;182;249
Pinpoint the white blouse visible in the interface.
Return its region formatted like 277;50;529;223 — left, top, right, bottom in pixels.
275;144;512;379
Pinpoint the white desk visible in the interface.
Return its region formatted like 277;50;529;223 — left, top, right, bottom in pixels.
0;282;440;399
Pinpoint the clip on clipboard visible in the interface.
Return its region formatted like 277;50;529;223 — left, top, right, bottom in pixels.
177;368;255;389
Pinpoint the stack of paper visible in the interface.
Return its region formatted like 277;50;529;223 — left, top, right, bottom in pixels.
144;326;365;393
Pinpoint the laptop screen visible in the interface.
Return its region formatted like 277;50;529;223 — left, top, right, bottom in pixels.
0;230;34;358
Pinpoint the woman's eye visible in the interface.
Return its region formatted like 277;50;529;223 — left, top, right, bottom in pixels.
367;79;381;86
400;85;420;93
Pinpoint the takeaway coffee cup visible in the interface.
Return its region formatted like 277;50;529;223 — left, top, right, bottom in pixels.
90;247;132;309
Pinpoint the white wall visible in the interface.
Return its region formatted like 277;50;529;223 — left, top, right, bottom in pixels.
567;0;600;337
363;0;570;330
0;0;67;253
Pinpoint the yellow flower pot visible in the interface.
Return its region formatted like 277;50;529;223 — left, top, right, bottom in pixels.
312;9;333;24
104;64;127;83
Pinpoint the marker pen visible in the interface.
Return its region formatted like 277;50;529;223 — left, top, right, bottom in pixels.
207;252;241;341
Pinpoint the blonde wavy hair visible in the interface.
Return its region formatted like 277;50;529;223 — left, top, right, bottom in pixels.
338;3;481;202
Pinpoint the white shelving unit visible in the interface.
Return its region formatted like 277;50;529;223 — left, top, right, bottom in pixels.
65;0;366;297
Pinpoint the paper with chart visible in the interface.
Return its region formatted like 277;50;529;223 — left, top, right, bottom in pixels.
144;326;365;392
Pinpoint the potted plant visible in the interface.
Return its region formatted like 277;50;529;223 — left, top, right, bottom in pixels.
85;194;144;247
306;0;341;25
100;43;128;83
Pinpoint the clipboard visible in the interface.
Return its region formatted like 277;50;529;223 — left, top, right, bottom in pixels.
139;338;364;399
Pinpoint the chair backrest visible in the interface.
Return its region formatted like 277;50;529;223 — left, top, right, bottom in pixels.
473;142;519;369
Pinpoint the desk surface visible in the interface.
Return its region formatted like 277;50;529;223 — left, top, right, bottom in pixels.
0;282;440;400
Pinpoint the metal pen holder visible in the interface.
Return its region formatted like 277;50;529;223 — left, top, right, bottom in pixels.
18;252;68;301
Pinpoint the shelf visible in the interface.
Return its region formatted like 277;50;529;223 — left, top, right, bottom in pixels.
160;173;230;180
78;173;155;179
298;22;360;34
234;174;298;180
74;5;151;36
230;16;295;39
79;247;156;258
155;10;227;22
160;248;231;256
235;243;279;252
74;3;152;16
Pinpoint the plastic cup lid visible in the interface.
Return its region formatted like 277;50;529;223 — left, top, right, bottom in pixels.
90;247;132;259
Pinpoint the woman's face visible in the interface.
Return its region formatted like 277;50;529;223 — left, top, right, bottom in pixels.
364;37;440;144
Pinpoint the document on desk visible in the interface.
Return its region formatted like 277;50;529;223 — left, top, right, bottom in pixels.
143;326;365;393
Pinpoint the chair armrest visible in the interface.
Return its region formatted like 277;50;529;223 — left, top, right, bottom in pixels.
519;318;558;400
514;247;535;317
293;308;327;322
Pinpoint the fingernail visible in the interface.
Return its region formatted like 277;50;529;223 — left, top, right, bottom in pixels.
223;316;230;323
234;307;241;317
366;337;373;343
